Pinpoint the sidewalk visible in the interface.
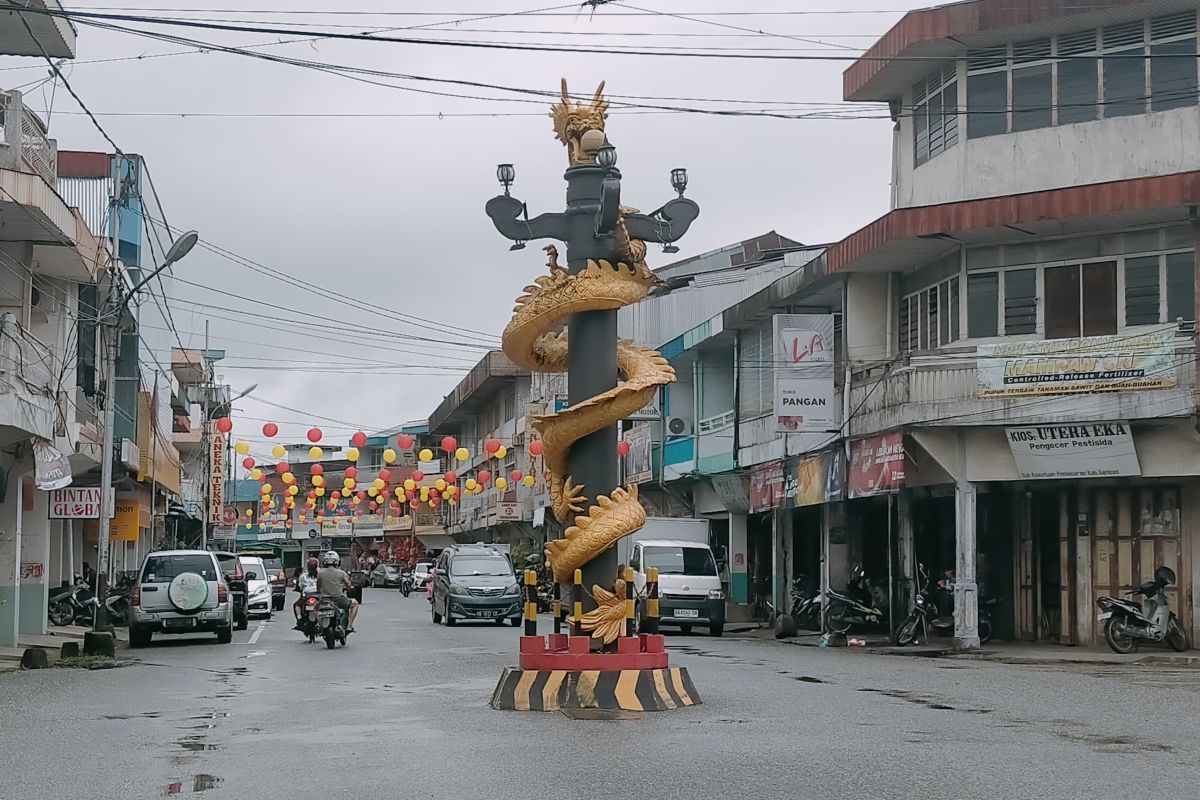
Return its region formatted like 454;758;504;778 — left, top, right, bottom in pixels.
1;626;130;668
731;626;1199;667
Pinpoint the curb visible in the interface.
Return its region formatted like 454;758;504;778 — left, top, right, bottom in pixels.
491;666;701;712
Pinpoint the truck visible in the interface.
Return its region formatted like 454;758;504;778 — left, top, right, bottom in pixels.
615;517;725;637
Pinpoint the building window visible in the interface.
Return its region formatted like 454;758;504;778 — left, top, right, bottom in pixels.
1166;252;1196;323
912;65;958;166
1003;269;1038;334
966;272;999;338
965;12;1198;137
1123;255;1161;325
1044;262;1116;339
901;276;959;351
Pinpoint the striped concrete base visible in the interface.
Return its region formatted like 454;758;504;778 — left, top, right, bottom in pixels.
490;666;700;712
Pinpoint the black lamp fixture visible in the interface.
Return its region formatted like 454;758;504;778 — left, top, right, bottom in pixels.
596;142;618;169
496;163;515;195
670;167;688;198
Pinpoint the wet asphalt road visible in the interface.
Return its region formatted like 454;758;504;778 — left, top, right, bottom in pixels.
2;589;1199;799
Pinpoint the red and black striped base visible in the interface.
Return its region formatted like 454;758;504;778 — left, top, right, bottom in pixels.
490;666;700;712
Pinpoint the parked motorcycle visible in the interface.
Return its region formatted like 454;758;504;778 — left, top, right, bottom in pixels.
317;597;349;649
1097;565;1189;654
823;565;885;634
789;575;820;631
892;564;996;646
103;572;136;627
298;593;320;643
48;575;96;627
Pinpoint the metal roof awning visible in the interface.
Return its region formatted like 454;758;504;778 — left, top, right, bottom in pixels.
416;532;455;550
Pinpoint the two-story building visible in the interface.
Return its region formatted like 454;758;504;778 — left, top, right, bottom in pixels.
832;0;1200;646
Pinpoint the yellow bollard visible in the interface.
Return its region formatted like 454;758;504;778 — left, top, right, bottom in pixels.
624;565;635;638
645;566;660;635
523;569;537;636
572;568;583;637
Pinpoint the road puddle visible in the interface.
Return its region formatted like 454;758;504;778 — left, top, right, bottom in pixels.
163;774;222;795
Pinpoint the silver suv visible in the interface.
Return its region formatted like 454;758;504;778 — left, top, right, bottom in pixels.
128;550;234;648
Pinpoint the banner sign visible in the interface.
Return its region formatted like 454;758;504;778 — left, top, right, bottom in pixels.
33;438;72;491
773;314;837;433
622;424;653;485
710;473;750;513
209;433;225;524
50;487;102;519
787;447;847;508
1005;422;1141;479
976;328;1176;398
849;431;905;498
749;460;785;513
112;495;141;542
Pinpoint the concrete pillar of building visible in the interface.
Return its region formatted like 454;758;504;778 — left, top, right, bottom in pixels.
0;480;21;648
776;508;793;615
896;490;916;613
953;432;980;649
822;502;849;605
728;512;748;605
18;481;50;635
1073;487;1093;646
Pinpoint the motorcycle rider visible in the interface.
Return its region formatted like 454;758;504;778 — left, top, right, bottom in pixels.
317;551;359;633
292;557;320;630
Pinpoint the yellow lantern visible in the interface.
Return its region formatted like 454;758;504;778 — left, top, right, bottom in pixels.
288;484;299;496
419;448;433;462
344;478;356;491
312;475;325;488
309;446;323;460
234;440;250;455
447;485;458;496
368;486;378;498
403;478;416;491
397;495;407;504
315;487;326;497
260;484;271;495
383;448;397;464
496;477;508;490
419;486;430;497
455;447;470;462
465;478;478;491
272;444;285;458
347;447;360;462
244;508;253;517
372;478;385;490
496;445;507;459
394;487;404;497
282;472;295;484
448;498;457;506
250;468;263;481
434;478;447;491
522;475;536;488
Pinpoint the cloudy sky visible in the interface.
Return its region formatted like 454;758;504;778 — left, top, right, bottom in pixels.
8;0;913;455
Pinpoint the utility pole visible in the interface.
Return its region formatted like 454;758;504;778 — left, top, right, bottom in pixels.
201;319;210;552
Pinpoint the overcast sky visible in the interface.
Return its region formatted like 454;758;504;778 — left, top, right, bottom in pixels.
7;0;916;457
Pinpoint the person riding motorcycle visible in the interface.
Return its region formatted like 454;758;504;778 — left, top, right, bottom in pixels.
292;557;320;630
317;551;359;633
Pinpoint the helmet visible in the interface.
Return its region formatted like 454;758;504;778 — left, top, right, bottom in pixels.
322;551;341;566
306;557;319;570
1154;565;1177;587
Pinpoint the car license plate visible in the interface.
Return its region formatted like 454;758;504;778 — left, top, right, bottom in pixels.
1097;611;1112;621
676;609;699;618
164;617;196;629
477;609;497;618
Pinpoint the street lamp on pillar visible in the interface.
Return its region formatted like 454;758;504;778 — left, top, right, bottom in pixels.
671;167;688;197
496;163;515;195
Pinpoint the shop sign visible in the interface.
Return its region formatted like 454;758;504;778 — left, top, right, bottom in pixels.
497;502;521;522
49;487;103;519
710;473;750;513
773;314;837;433
849;431;905;498
209;433;225;524
1005;422;1141;480
383;512;413;532
749;460;785;513
112;495;141;542
621;424;653;485
788;447;847;508
976;328;1176;398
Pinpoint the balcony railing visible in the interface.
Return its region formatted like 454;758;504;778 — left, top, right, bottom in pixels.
0;311;56;439
0;90;57;187
849;339;1197;435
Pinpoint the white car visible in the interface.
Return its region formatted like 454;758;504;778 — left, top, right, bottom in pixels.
239;555;273;619
412;561;433;589
129;550;234;648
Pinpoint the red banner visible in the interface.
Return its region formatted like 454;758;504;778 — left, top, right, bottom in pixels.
749;460;785;513
849;431;905;498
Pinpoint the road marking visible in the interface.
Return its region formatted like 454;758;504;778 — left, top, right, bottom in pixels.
247;621;266;645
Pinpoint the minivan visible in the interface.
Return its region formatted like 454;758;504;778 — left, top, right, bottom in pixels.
629;539;725;637
431;545;521;627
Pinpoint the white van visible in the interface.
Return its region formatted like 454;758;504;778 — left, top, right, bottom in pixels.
628;538;725;637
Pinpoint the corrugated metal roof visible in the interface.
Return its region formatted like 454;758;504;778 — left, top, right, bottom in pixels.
56;175;111;239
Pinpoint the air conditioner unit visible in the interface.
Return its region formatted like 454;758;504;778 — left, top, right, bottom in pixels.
667;416;692;436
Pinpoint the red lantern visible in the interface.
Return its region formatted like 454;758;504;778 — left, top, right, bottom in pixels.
617;440;631;457
390;500;399;509
262;422;278;437
485;438;501;454
430;496;440;508
406;489;416;499
478;469;492;485
242;457;255;470
275;461;289;475
412;470;424;482
444;470;458;484
307;491;316;499
351;431;368;447
379;468;392;482
529;439;544;456
307;427;322;443
310;463;324;476
332;490;342;500
510;469;523;482
440;435;457;453
345;466;358;479
397;433;414;450
370;501;378;510
215;417;233;434
357;491;367;501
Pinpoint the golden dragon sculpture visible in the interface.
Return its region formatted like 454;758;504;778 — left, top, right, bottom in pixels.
500;80;675;589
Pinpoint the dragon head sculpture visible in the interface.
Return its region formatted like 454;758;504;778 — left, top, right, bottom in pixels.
550;79;609;166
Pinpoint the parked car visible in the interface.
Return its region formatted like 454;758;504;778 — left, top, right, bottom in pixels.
238;555;273;619
412;561;433;590
212;551;249;630
128;550;234;648
241;553;287;611
369;563;404;588
431;545;522;627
